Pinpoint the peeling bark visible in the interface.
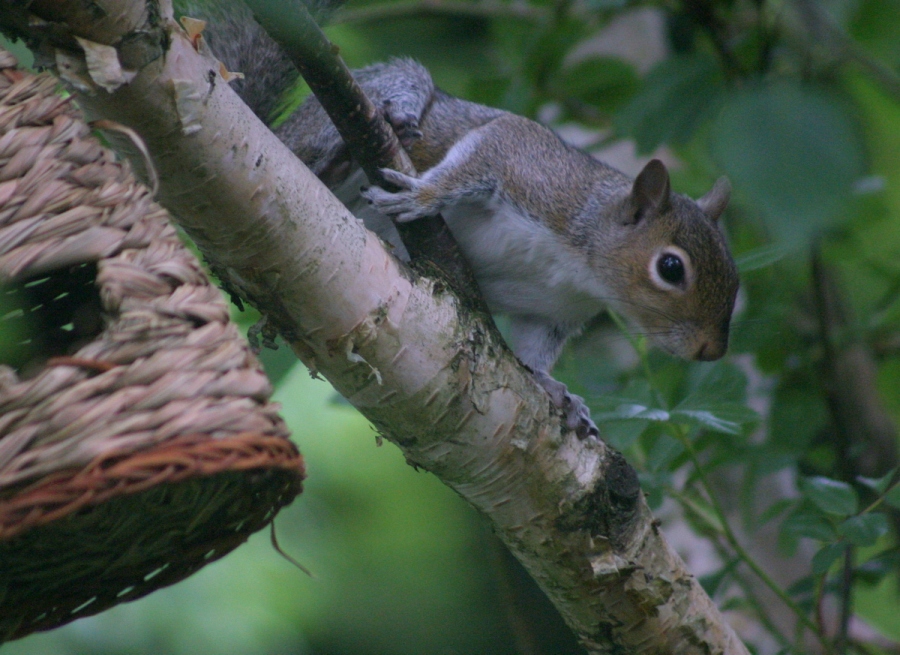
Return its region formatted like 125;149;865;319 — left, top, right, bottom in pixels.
0;2;750;652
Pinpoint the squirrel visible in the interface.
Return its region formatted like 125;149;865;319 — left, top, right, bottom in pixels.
183;0;740;438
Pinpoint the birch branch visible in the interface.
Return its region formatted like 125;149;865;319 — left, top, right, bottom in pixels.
240;0;486;305
0;1;749;652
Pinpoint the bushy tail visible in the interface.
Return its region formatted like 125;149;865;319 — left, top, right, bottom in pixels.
175;0;325;124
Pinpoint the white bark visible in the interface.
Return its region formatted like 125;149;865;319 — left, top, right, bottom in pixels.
5;2;751;651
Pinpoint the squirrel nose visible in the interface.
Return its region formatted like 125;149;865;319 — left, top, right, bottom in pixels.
694;340;726;361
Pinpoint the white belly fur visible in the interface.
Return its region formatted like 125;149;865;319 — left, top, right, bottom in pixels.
442;198;607;325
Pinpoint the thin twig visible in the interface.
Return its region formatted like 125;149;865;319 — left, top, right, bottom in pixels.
705;535;794;651
243;0;410;182
836;545;854;654
269;522;314;577
680;0;746;78
793;0;900;101
671;424;832;651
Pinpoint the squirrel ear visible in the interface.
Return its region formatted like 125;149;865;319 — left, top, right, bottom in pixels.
697;176;731;223
630;159;671;223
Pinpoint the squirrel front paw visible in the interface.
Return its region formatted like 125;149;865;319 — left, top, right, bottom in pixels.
533;371;599;439
362;168;436;222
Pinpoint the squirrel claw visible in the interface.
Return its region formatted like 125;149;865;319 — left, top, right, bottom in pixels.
377;167;417;190
361;171;432;222
534;371;598;439
565;394;599;439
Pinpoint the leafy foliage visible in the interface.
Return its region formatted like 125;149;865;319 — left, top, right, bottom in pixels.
617;52;725;152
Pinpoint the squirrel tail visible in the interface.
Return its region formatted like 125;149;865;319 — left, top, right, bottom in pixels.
175;0;337;124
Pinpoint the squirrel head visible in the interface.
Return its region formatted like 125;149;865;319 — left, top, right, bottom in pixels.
598;159;738;361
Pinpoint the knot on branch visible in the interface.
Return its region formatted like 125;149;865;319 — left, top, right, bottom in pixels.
557;450;641;549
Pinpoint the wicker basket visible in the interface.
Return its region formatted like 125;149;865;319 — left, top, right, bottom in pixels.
0;49;305;641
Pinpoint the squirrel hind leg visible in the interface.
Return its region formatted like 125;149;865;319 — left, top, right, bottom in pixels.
508;318;598;439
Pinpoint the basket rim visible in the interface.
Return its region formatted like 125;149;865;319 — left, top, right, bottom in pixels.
0;432;305;540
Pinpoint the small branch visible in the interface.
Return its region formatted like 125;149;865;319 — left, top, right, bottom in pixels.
244;0;406;182
808;246;900;653
680;0;747;78
793;0;900;101
706;537;794;651
809;247;899;480
836;545;854;654
671;425;831;650
755;0;777;75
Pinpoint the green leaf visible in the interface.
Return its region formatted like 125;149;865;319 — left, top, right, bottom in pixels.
781;508;836;542
883;483;900;509
646;434;685;472
698;568;730;597
638;471;670;510
800;477;859;516
857;468;898;495
759;498;795;526
838;514;890;547
557;57;639;114
669;408;741;435
465;73;513;108
720;597;753;613
754;453;797;478
850;0;900;65
679;493;724;533
593;403;670;422
523;18;588;89
616;52;725;153
699;559;739;596
786;575;816;600
601;419;650;451
681;362;748;405
583;0;629;9
735;243;793;273
672;364;757;435
769;386;829;452
673;402;758;433
592;388;666;449
812;543;848;575
871;293;900;330
711;81;866;245
856;550;900;585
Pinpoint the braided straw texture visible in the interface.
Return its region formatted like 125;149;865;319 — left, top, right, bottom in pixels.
0;49;304;640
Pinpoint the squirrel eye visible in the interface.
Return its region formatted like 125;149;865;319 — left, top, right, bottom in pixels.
657;253;685;285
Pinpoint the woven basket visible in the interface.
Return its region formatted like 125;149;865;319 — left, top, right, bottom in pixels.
0;49;304;641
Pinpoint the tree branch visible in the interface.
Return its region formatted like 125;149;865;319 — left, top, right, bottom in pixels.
0;1;749;652
241;0;488;308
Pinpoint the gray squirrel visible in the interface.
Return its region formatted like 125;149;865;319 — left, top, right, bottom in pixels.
186;0;740;437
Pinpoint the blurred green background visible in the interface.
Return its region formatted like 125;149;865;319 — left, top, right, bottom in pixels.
6;0;900;653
